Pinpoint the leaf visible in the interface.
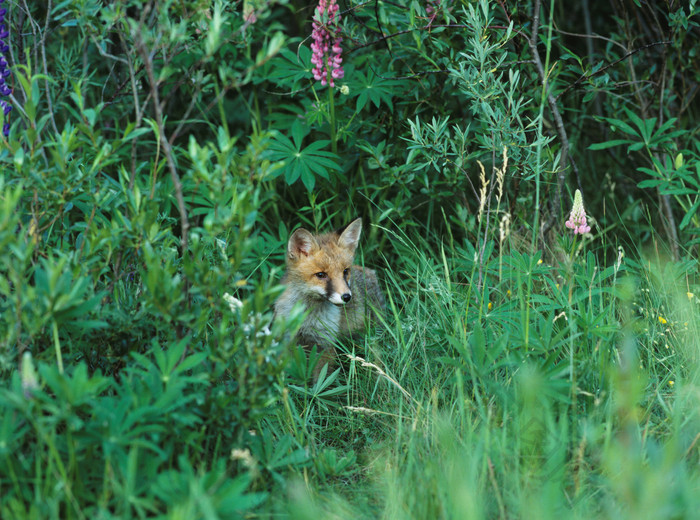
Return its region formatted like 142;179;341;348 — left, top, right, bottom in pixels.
602;116;638;137
624;108;652;141
638;166;662;178
650;117;679;143
291;120;309;149
638;179;664;189
470;323;486;368
301;168;315;191
679;198;700;230
350;70;400;112
267;47;313;89
267;132;340;188
71;319;109;330
588;139;633;150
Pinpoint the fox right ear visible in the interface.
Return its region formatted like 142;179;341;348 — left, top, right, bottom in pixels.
288;228;316;260
338;218;362;251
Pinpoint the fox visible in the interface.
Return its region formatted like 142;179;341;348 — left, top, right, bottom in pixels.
274;218;385;372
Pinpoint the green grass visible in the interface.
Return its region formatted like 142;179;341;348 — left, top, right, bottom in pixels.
274;227;700;519
2;199;698;519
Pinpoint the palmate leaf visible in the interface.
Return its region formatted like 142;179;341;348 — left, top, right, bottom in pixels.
267;130;341;191
350;70;401;112
267;46;312;89
590;111;685;152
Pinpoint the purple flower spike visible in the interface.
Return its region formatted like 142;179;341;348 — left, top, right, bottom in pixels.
565;190;592;235
310;0;344;88
0;0;10;138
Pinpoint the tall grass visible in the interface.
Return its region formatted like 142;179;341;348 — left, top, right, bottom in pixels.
279;221;700;518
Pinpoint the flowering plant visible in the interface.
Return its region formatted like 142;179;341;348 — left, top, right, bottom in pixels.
310;0;344;87
0;0;11;137
565;189;591;235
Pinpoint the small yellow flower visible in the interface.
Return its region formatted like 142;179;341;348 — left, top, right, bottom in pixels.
537;259;543;265
668;380;675;387
687;292;694;301
506;290;511;297
665;344;670;349
658;316;667;325
488;302;493;311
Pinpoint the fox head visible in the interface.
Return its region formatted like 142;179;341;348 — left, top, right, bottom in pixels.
285;218;362;305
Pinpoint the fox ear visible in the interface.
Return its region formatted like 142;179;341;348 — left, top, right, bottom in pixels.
288;228;316;259
338;218;362;251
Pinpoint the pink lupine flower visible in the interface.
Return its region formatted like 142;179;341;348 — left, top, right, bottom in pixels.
310;0;344;87
565;189;591;234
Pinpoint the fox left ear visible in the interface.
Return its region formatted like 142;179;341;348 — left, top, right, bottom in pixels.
288;228;316;260
338;218;362;251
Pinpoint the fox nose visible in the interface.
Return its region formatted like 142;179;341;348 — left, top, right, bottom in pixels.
341;293;352;303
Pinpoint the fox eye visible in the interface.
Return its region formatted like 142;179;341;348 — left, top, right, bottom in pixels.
315;272;327;279
343;268;350;276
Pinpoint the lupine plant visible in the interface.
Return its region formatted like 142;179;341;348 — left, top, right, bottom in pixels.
0;0;10;137
565;189;592;235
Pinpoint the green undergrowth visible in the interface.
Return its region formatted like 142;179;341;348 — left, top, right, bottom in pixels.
1;0;699;517
2;179;698;518
267;227;700;518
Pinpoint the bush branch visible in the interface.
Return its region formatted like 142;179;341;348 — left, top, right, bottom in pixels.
134;28;190;258
528;0;574;242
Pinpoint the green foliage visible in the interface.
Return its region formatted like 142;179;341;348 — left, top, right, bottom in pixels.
0;0;699;517
267;122;340;190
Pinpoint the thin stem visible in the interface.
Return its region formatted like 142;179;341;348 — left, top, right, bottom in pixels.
328;79;337;154
52;320;64;374
529;0;573;243
135;28;190;259
524;0;556;348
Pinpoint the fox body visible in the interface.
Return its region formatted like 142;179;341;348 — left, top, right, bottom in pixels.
274;218;384;353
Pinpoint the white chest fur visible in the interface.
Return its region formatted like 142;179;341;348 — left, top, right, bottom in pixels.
299;300;340;340
275;289;341;344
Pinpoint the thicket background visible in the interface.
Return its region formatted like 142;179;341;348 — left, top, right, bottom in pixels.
0;0;699;518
